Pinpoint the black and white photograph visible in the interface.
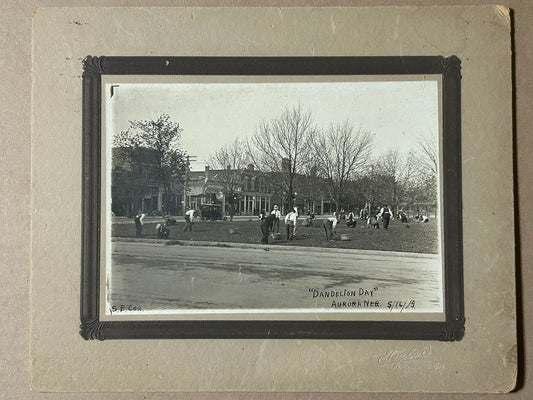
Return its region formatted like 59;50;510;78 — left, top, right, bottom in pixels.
80;56;463;339
104;77;444;317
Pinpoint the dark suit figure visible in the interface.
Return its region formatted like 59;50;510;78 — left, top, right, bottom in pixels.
379;205;393;230
260;214;277;244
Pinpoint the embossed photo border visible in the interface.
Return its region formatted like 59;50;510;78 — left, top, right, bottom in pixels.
80;56;463;340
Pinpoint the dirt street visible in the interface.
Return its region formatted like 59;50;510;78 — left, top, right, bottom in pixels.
107;240;442;314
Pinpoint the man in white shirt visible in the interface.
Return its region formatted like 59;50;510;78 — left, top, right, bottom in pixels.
134;212;145;237
322;215;339;240
183;208;198;232
270;204;281;233
284;207;298;240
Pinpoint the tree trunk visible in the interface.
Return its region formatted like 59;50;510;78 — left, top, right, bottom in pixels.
229;203;235;222
288;180;294;210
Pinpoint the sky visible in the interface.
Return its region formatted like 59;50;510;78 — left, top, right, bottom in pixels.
106;80;439;171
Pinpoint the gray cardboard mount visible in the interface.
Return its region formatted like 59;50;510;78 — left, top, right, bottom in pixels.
30;6;516;393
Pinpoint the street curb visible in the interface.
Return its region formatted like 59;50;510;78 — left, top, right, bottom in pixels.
111;237;439;259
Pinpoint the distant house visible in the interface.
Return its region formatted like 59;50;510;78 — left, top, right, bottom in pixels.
188;164;274;217
188;164;335;217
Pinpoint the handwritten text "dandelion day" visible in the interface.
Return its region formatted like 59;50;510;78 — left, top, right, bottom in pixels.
308;287;378;299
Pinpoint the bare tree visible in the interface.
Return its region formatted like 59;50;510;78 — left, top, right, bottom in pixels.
357;165;395;216
375;150;419;214
312;121;373;211
418;133;439;176
246;105;315;211
413;134;439;217
207;138;248;221
296;162;328;214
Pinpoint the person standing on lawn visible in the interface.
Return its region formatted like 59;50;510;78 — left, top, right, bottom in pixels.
183;208;198;232
260;213;277;244
134;212;145;237
270;204;281;233
378;205;393;230
323;214;340;240
284;207;298;240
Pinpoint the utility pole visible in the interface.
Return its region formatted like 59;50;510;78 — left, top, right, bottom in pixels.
182;154;197;215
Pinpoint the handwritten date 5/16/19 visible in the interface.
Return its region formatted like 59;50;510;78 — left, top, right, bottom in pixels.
387;300;415;312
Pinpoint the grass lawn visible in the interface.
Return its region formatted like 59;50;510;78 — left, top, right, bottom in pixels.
112;217;439;254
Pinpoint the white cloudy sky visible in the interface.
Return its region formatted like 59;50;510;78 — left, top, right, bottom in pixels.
106;80;439;171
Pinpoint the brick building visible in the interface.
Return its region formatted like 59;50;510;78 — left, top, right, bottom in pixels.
188;164;335;217
111;147;183;216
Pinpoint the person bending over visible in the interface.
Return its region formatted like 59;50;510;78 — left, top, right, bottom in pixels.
323;215;340;240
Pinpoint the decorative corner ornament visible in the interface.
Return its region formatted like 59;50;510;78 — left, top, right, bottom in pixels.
82;56;106;76
80;318;105;340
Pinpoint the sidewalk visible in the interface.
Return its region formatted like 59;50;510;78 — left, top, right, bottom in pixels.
111;236;440;260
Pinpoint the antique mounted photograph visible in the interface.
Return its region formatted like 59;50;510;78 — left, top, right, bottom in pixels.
81;56;463;340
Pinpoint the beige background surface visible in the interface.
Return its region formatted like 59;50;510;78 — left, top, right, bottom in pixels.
31;4;514;393
1;1;531;399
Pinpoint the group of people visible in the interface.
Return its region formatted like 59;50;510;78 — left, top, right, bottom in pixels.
257;204;403;244
258;205;351;244
324;204;402;238
323;206;395;231
260;205;322;244
366;206;430;228
258;204;298;244
132;202;421;244
364;205;394;229
133;207;200;239
321;210;358;240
